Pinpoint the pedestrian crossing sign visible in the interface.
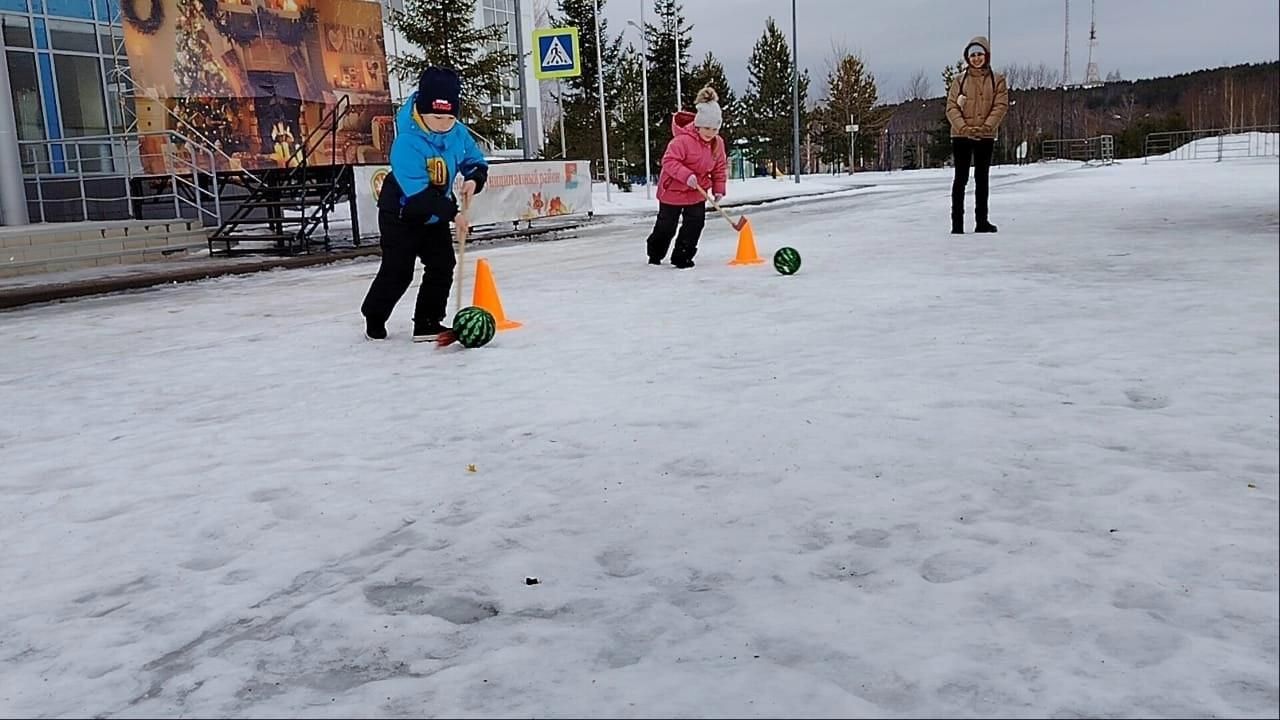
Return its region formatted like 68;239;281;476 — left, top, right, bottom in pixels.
532;27;581;80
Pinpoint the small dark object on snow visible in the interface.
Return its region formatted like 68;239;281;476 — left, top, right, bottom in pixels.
525;577;540;585
1109;529;1118;533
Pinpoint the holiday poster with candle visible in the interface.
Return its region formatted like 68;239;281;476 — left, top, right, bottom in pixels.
119;0;394;175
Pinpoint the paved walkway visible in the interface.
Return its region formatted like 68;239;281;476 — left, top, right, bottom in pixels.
0;247;383;310
0;184;872;311
0;218;595;311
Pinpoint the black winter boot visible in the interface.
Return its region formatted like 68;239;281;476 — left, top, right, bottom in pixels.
975;221;998;233
951;213;964;234
412;319;450;343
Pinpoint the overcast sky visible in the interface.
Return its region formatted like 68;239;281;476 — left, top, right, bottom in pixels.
598;0;1280;101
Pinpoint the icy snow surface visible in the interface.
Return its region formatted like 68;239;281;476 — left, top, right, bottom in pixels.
1;158;1277;718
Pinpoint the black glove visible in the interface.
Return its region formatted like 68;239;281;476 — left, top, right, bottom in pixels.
401;186;458;223
466;165;489;195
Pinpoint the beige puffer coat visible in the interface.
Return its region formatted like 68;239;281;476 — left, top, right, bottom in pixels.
945;36;1009;139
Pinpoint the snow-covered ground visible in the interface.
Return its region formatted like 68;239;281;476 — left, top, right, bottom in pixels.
588;163;1070;217
0;162;1066;293
590;172;875;216
1;157;1277;719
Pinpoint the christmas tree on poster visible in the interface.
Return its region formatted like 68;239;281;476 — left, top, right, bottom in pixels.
172;0;238;154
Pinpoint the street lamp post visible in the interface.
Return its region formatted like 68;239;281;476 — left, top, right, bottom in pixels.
1060;84;1066;142
557;81;566;158
513;0;533;159
791;0;800;183
626;17;653;199
673;14;682;110
592;0;610;200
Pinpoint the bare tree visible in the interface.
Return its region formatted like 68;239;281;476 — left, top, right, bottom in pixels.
825;40;850;78
1007;63;1061;90
1114;92;1139;126
1004;63;1030;91
899;68;933;102
1224;73;1235;130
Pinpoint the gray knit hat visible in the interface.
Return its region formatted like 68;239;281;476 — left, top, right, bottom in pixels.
693;86;722;130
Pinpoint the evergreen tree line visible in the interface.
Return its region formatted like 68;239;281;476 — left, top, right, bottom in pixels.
388;0;1278;178
541;0;884;182
884;60;1279;166
388;0;875;181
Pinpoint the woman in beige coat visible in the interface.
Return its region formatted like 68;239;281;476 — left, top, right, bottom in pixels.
945;36;1008;234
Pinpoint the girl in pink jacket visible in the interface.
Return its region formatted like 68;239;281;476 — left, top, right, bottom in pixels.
646;86;728;268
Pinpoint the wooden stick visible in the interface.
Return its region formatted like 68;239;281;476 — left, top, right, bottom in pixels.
703;188;747;231
453;194;471;315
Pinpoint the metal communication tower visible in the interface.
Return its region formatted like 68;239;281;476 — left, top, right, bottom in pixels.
1085;0;1101;85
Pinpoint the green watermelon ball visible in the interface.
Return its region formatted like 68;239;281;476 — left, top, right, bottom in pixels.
774;246;801;275
452;306;497;348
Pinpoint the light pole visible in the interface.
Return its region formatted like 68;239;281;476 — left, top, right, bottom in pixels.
592;0;610;200
557;81;566;158
514;0;533;159
791;0;800;183
673;13;682;110
1059;84;1066;142
627;16;652;199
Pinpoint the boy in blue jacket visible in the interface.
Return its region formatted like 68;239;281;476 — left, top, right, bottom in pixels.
360;66;489;341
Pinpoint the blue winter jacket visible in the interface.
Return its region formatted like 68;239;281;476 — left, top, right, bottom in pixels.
376;93;489;224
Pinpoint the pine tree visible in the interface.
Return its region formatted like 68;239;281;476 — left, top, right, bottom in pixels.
552;0;623;166
686;51;738;144
815;52;885;171
942;60;966;93
611;43;647;183
644;0;692;143
740;17;809;173
389;0;516;144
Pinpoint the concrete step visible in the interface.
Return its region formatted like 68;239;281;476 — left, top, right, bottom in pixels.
0;219;211;278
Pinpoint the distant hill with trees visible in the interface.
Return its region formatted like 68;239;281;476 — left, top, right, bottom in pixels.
879;61;1279;166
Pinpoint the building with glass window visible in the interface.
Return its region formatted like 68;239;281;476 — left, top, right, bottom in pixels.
0;0;541;226
2;0;124;155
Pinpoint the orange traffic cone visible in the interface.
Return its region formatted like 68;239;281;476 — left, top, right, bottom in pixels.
728;219;765;265
471;258;522;330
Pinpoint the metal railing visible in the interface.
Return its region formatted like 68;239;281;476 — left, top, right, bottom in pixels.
1041;135;1115;165
209;95;355;255
18;131;220;225
1143;125;1280;163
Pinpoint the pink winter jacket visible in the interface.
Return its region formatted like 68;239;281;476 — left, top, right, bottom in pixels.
656;110;728;206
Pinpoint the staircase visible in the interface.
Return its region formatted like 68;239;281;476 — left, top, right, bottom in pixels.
208;96;357;256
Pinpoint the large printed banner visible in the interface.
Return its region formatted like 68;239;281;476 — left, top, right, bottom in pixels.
121;0;393;174
348;161;593;240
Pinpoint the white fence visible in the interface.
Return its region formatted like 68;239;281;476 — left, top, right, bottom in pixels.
329;160;593;242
